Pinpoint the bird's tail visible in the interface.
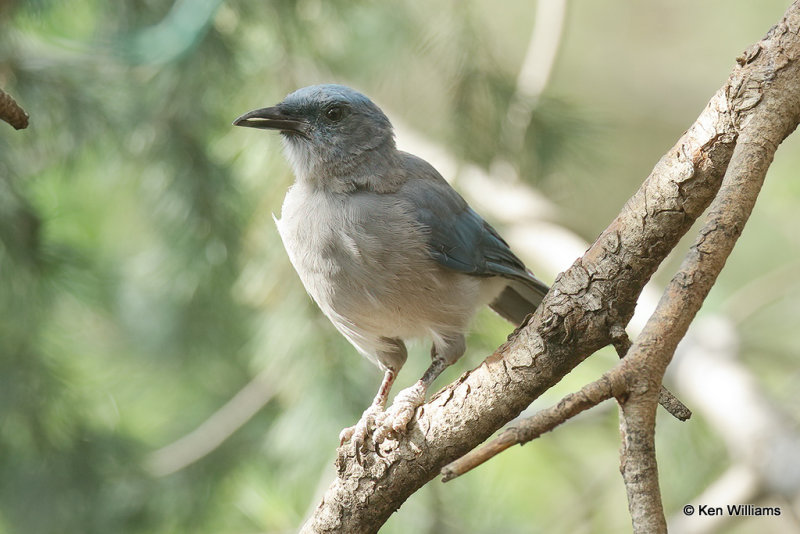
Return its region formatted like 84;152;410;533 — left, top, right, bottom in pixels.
489;276;549;326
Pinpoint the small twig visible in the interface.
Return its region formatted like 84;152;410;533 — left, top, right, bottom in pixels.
441;324;692;482
441;371;624;482
0;88;29;130
610;326;692;421
655;387;692;421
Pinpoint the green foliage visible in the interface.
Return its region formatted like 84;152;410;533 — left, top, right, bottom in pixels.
1;1;798;533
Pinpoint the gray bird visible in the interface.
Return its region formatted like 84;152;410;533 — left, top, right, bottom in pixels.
234;84;548;447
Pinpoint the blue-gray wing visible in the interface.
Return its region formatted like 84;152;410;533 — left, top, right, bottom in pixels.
398;152;544;287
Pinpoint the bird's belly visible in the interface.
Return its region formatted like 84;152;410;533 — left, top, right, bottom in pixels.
285;227;442;336
276;187;502;352
280;209;457;332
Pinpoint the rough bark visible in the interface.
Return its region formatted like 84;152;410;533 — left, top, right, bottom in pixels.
301;3;800;532
616;12;800;530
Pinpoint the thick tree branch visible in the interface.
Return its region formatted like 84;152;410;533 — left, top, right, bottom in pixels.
0;88;29;130
301;4;800;533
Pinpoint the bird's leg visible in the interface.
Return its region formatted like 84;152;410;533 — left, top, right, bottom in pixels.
372;367;398;407
340;338;408;455
339;369;396;446
379;357;449;437
374;334;463;444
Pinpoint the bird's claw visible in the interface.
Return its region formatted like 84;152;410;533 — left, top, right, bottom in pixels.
374;383;426;443
340;403;384;453
339;384;427;461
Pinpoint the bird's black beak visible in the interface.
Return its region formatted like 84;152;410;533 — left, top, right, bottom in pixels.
232;106;309;136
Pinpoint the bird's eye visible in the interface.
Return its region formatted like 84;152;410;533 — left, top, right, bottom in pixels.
324;105;345;122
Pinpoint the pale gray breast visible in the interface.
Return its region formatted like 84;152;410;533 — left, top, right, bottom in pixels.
276;185;432;319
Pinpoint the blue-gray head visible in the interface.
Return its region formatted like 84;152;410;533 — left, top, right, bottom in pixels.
234;84;397;186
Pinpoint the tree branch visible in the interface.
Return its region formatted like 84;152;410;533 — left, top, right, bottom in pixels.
611;326;692;421
300;3;800;532
0;88;29;130
615;10;800;531
440;370;625;482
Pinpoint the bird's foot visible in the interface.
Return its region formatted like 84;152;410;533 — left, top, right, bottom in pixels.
338;383;426;463
339;403;385;451
373;382;426;443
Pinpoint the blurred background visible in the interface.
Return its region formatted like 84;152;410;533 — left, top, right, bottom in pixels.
1;1;799;533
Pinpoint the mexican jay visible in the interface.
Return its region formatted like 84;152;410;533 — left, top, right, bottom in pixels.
233;84;549;447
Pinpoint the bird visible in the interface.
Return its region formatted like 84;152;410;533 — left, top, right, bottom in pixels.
233;84;549;449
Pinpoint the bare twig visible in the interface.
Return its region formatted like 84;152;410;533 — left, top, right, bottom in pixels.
0;88;29;130
611;327;692;421
441;371;624;482
618;383;665;533
655;386;692;421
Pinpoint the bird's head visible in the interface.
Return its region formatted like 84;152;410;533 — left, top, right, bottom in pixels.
234;84;396;185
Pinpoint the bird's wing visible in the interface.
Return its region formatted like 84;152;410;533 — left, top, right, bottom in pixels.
397;152;547;290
